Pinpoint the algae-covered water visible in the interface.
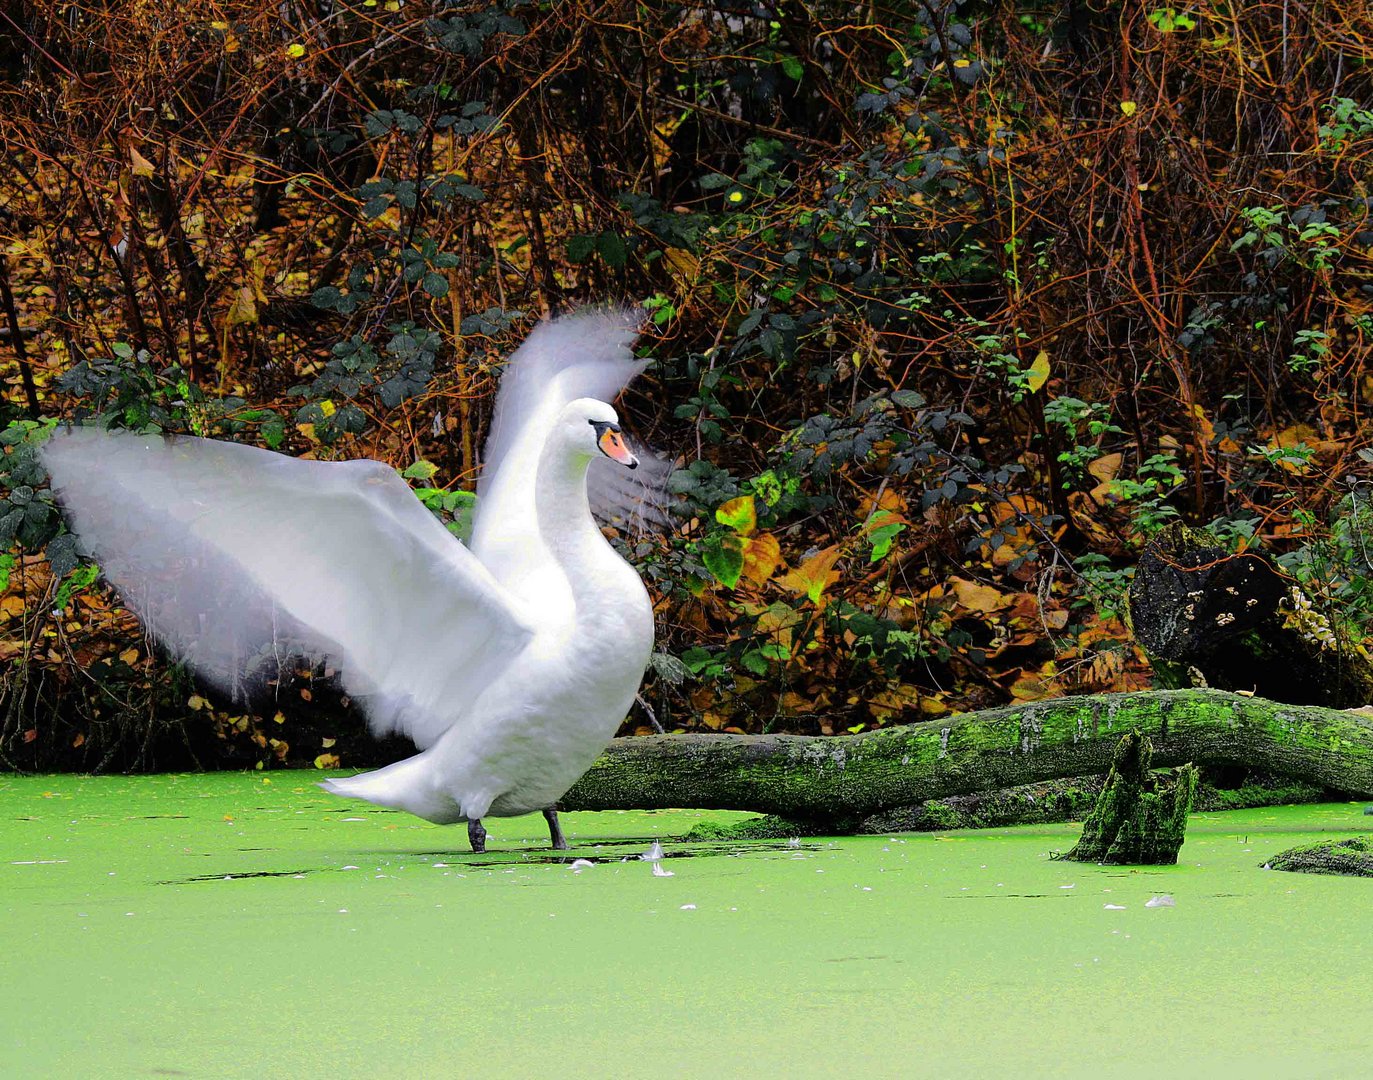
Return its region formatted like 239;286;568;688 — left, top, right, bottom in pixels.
2;772;1369;1079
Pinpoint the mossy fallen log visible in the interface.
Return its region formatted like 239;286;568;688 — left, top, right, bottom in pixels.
1058;732;1197;864
561;689;1373;829
1265;835;1373;877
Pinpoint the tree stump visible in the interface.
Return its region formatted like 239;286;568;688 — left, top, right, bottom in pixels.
1058;730;1197;865
1127;523;1373;708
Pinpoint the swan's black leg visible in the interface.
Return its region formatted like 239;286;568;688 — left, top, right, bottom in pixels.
467;818;487;853
544;809;569;851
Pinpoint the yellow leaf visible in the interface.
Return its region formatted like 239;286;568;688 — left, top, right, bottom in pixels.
226;285;257;328
322;737;336;749
867;683;923;721
286;43;307;59
701;710;729;731
1009;674;1047;701
755;600;803;636
949;577;1010;613
2;595;29;619
272;711;286;725
314;753;340;769
1087;452;1123;484
118;648;140;665
1025;350;1050;393
319;399;336;418
1190;404;1216;445
715;495;756;536
741;533;781;583
778;545;842;604
129;147;155;177
779;691;812;715
187;694;208;711
664;247;699;282
1119;101;1137;117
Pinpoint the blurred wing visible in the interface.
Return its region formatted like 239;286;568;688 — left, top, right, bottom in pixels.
470;309;652;583
41;428;535;750
587;440;678;536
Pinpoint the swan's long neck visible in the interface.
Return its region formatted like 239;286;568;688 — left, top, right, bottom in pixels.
534;439;622;619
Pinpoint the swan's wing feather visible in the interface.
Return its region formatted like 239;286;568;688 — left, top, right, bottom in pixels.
470;309;652;579
41;428;534;750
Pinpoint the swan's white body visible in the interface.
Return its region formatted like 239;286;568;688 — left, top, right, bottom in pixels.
41;311;656;831
320;393;654;824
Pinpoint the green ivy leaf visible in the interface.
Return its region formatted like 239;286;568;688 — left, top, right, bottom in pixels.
597;230;628;268
566;234;597;262
403;460;439;481
869;520;905;562
702;533;745;589
740;649;769;675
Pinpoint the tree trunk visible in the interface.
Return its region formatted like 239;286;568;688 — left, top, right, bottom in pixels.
561;689;1373;825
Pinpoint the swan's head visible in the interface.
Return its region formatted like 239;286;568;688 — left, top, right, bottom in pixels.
561;397;638;470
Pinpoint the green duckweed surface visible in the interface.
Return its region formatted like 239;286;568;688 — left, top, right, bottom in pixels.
3;771;1369;1079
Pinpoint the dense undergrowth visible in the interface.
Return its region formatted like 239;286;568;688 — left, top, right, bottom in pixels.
1;1;1372;771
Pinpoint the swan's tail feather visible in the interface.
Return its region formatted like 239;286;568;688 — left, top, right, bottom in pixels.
319;755;464;824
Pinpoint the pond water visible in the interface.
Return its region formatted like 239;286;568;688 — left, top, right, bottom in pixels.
2;771;1369;1078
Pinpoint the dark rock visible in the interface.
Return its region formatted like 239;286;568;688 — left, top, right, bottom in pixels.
1128;522;1373;707
1266;835;1373;877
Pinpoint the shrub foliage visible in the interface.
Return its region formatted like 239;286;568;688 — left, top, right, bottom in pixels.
1;1;1371;769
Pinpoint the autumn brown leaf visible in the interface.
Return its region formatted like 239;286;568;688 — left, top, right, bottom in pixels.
741;532;781;583
129;146;155;177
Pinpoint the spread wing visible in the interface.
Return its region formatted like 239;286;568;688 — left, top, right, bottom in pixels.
41;428;535;750
469;309;673;584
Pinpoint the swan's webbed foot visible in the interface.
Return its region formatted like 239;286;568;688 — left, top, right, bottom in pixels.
544;809;569;851
467;818;487;853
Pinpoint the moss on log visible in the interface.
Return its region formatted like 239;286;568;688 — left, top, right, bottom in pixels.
1059;732;1197;864
561;689;1373;827
1266;835;1373;877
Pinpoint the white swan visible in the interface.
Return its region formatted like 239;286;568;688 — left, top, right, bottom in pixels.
40;311;657;852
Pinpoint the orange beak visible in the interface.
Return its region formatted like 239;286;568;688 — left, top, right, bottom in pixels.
597;425;638;469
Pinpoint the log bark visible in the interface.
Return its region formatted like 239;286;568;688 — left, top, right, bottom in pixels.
561;689;1373;823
